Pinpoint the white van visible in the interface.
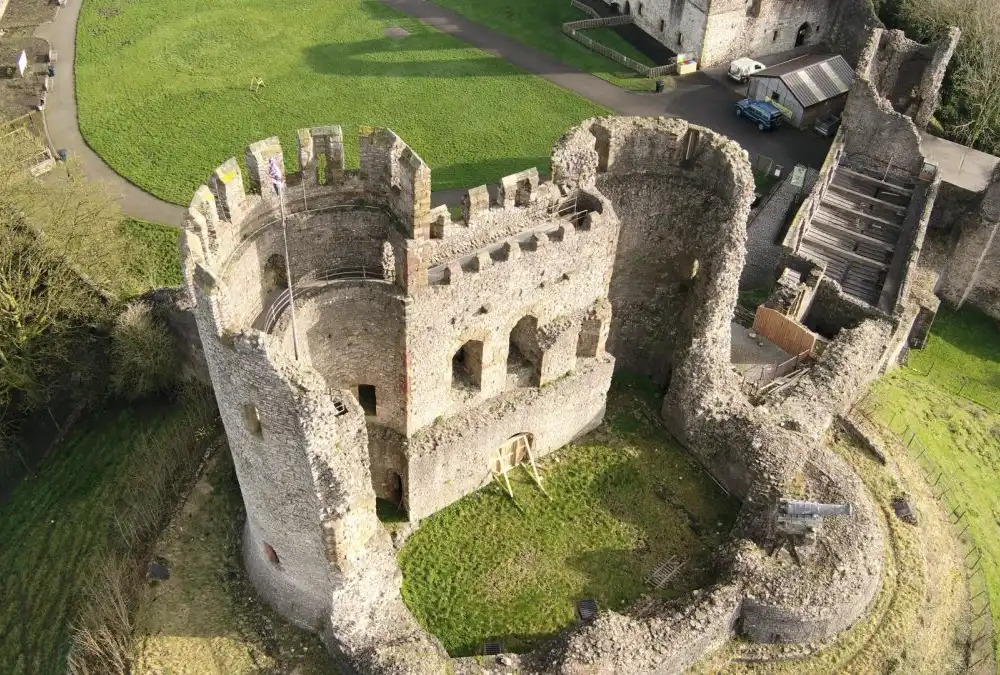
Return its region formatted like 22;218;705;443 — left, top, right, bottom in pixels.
728;57;766;83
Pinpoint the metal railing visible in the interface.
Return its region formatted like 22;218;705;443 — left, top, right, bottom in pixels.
569;0;600;17
260;266;386;333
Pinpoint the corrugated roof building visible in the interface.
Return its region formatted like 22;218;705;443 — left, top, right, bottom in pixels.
747;54;855;129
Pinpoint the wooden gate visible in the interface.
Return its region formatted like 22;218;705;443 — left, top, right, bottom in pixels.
752;306;817;357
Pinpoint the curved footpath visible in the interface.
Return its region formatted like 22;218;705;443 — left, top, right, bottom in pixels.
34;0;829;227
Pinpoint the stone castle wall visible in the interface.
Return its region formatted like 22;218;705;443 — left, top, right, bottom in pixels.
180;117;902;673
636;0;879;68
938;165;1000;319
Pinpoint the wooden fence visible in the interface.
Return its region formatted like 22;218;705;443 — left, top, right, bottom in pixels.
752;306;817;357
562;6;679;77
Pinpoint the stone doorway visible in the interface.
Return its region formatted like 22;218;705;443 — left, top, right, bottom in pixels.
389;471;404;505
795;22;810;47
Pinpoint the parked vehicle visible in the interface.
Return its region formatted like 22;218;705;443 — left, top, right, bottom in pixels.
814;113;842;137
734;98;784;131
728;57;765;83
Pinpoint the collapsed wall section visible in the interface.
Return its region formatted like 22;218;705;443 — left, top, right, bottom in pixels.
938;165;1000;319
552;117;752;389
856;27;960;129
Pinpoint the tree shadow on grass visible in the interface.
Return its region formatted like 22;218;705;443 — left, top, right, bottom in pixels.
303;32;523;80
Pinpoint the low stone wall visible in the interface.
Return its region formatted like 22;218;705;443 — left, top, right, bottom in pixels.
406;357;613;520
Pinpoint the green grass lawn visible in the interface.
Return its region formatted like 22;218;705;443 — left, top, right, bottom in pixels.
398;376;740;656
0;403;197;675
871;305;1000;661
430;0;662;91
118;218;183;294
75;0;607;205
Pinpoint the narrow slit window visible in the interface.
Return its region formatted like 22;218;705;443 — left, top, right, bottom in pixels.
244;404;263;437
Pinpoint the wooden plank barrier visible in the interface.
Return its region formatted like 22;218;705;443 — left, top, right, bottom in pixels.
752;306;817;357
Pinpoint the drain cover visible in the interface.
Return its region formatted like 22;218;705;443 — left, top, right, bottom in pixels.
483;638;503;656
577;599;598;622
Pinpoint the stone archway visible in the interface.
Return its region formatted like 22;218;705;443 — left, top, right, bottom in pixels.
796;22;810;47
624;1;631;14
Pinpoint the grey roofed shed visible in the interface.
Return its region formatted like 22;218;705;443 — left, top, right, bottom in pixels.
751;54;855;109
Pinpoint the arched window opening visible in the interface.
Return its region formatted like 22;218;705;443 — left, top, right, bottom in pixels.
452;340;484;392
796;22;810;47
507;316;541;387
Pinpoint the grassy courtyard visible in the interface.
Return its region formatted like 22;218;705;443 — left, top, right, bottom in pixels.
398;377;740;656
75;0;607;205
431;0;661;91
870;305;1000;662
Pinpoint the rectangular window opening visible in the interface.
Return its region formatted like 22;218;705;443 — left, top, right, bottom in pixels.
358;384;377;416
244;403;263;437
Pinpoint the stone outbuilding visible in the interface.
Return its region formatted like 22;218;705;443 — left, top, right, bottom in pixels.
621;0;879;68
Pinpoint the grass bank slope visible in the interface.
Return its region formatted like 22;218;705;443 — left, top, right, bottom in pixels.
0;404;198;674
75;0;606;204
872;305;1000;662
398;376;740;656
134;453;333;674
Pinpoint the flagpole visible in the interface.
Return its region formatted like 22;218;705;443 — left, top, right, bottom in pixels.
271;158;299;361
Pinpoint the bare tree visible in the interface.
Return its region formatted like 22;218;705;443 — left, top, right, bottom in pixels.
0;126;131;297
0;212;106;410
902;0;1000;151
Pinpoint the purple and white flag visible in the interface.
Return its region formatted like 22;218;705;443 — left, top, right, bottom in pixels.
268;157;284;194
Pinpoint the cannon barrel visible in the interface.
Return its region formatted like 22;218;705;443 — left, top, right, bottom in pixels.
779;499;852;517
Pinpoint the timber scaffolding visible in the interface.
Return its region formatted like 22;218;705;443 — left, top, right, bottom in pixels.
563;0;685;78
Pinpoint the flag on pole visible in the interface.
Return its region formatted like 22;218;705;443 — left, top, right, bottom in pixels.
268;157;284;195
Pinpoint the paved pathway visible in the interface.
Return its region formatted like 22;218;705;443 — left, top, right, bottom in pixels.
35;0;831;227
382;0;832;171
34;0;186;226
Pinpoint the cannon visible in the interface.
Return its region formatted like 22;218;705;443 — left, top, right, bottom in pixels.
770;498;853;564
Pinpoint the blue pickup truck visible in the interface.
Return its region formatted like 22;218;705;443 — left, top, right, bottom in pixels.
734;98;784;131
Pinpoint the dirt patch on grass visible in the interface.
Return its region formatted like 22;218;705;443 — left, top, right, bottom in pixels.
0;35;49;120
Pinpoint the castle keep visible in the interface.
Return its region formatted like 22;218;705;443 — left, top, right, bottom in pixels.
180;125;623;664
